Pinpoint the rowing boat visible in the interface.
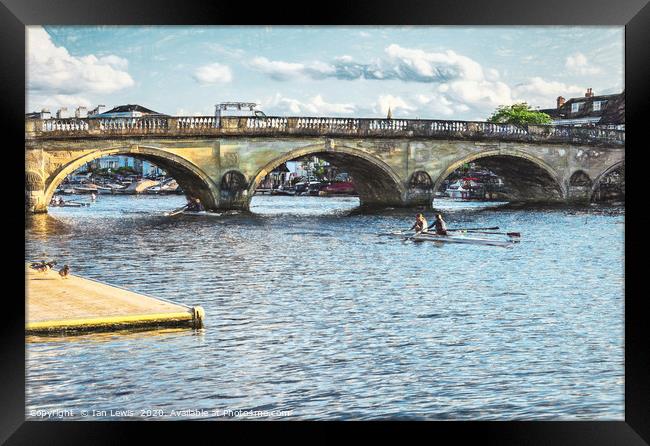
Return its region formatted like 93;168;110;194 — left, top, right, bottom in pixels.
411;232;515;247
181;211;222;217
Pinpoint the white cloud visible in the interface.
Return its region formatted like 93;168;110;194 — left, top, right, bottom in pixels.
244;44;606;118
383;44;485;82
27;26;134;105
372;91;490;119
29;94;93;111
565;52;601;75
262;93;355;115
247;45;518;117
193;63;233;84
249;57;334;81
374;94;417;116
513;77;584;108
444;79;513;110
251;45;489;84
253;71;589;118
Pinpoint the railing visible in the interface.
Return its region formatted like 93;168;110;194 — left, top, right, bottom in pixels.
97;117;169;131
26;115;625;146
41;119;90;132
177;117;217;129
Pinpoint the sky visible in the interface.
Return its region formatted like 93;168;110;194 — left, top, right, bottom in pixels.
26;26;624;121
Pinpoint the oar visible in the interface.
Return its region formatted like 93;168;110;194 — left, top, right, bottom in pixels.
456;230;521;237
377;228;413;236
165;205;188;216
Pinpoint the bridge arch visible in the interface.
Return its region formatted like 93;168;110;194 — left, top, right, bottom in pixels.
247;144;407;208
218;168;249;209
405;170;434;206
591;160;625;202
433;149;566;201
569;170;593;187
43;146;219;210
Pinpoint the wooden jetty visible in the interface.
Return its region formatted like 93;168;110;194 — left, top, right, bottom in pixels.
26;264;204;335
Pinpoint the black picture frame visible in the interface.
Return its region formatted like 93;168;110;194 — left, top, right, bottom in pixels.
3;0;647;443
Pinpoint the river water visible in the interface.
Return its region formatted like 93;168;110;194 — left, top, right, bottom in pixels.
25;194;625;420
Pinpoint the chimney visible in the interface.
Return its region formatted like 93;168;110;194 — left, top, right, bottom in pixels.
556;96;565;109
56;107;69;119
75;106;88;118
585;88;594;98
89;105;106;116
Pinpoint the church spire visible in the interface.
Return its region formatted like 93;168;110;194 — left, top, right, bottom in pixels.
387;106;392;120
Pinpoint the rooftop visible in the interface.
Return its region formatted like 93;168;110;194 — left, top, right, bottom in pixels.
99;104;167;116
598;92;625;126
539;90;624;125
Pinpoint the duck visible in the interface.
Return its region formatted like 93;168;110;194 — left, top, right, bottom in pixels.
59;265;70;279
30;260;57;273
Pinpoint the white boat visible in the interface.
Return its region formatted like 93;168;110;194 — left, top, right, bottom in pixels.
444;178;482;199
411;232;515;247
73;186;99;194
52;201;90;207
181;211;222;217
95;185;113;194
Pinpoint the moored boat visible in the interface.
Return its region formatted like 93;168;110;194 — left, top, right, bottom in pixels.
444;177;483;199
73;185;99;194
95;185;113;194
271;186;296;196
319;181;356;196
51;200;90;207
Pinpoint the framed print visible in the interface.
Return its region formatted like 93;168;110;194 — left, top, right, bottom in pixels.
3;0;648;443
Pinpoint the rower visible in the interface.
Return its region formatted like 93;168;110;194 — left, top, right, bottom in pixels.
186;197;204;212
428;213;448;235
409;213;429;233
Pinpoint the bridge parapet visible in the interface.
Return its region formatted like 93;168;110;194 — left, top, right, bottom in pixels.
25;115;624;147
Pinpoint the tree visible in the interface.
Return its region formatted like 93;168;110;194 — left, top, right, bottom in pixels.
487;103;552;127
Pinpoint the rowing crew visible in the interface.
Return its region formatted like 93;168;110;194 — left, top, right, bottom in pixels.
410;213;448;235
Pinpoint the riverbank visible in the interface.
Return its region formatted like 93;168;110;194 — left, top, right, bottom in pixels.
26;263;204;336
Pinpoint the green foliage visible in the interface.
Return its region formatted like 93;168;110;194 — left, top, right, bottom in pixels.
313;165;326;179
487;103;552;127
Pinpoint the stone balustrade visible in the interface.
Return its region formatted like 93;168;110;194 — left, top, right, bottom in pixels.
25;115;625;146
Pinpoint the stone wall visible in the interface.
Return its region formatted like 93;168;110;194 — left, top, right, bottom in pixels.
25;130;625;213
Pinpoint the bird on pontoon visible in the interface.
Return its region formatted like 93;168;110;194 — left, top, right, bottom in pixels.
59;265;70;279
30;260;57;273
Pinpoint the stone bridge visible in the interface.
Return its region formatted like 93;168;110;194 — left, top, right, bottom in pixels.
25;115;625;213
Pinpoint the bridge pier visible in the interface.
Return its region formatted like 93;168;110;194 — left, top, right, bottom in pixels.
565;186;592;204
25;190;48;214
25;170;48;214
402;191;435;209
217;190;250;211
398;171;435;209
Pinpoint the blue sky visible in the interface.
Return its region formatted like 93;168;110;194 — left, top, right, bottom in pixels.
27;26;624;120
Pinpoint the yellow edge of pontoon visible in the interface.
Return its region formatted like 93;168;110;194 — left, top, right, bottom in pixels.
26;307;205;332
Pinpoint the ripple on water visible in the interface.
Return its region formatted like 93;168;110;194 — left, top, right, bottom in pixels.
25;195;624;420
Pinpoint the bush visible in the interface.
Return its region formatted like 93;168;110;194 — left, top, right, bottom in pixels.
487;103;552;127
